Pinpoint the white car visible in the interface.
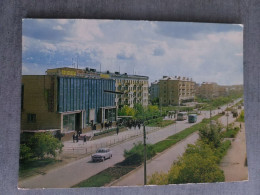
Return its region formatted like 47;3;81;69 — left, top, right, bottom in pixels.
91;148;112;162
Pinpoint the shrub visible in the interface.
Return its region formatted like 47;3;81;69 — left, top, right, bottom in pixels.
20;144;33;162
122;142;156;166
23;132;64;160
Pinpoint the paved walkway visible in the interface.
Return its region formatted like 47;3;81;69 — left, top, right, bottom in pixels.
219;122;248;182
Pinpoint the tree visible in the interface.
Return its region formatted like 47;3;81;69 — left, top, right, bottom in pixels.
25;132;63;159
167;142;224;184
122;142;156;166
199;122;223;148
118;105;136;117
168;152;224;184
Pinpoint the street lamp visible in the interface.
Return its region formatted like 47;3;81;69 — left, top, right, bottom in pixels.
226;111;229;131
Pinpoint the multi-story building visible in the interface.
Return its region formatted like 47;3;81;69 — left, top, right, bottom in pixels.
48;67;149;109
198;82;219;99
150;80;160;100
21;69;116;134
159;76;195;106
112;73;149;108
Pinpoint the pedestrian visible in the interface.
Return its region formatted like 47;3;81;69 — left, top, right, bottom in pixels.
116;126;119;135
138;123;141;129
76;134;79;142
84;135;87;142
72;133;75;143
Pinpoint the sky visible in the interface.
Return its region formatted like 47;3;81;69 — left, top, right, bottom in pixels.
22;19;243;85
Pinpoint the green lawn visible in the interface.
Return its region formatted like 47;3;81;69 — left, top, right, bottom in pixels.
19;158;61;179
72;165;135;187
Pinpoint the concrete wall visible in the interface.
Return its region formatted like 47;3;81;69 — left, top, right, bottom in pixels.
21;75;61;130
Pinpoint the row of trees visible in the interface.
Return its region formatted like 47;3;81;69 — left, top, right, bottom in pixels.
20;132;64;163
148;121;232;185
118;103;161;120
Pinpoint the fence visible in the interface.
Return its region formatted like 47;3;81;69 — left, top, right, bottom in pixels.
62;126;161;155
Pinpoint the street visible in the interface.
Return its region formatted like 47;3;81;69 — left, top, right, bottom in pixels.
19;99;241;188
111;107;241;186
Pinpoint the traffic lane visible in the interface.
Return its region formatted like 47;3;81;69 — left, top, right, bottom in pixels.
112;132;199;186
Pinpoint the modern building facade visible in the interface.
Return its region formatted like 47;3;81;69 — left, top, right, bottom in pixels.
159;76;195;106
21;73;116;133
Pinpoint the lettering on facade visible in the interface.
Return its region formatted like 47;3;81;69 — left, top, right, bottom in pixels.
100;74;110;79
61;70;77;76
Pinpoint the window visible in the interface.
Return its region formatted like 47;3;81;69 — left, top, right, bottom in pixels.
27;113;36;123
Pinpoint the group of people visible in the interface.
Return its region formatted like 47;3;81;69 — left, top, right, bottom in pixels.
124;119;142;130
100;121;113;130
72;131;87;143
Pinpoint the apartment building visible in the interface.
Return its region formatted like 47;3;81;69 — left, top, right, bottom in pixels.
198;82;219;99
159;76;195;106
112;73;149;108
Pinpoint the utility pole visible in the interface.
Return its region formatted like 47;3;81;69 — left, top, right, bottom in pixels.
210;107;212;131
143;124;147;185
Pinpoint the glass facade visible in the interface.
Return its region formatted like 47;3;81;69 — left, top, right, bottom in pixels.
63;114;75;132
58;77;116;124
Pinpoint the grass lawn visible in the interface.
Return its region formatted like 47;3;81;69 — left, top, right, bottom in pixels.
19;158;62;179
146;118;175;127
92;127;127;140
72;165;135;187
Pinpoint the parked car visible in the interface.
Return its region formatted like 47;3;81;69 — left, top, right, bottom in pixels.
91;148;112;162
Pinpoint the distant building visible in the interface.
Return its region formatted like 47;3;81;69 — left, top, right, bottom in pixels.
159;76;195;106
21;70;116;133
197;82;243;99
150;80;160;100
198;82;219;99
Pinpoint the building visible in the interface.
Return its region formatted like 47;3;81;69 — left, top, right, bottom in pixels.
113;73;149;108
150;80;160;100
21;71;116;133
83;69;149;108
197;82;219;99
159;76;195;106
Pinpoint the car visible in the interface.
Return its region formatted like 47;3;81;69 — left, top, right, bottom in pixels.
91;148;112;162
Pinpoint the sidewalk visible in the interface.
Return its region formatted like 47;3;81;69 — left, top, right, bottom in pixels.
219;122;248;182
61;125;160;156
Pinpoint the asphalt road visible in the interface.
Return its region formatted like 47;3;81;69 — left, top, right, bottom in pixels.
19;99;241;188
111;109;241;186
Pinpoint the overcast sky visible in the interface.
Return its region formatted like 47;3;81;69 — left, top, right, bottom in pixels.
22;19;243;85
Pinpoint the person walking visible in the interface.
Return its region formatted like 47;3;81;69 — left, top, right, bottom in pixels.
76;134;79;142
72;133;75;143
116;126;119;135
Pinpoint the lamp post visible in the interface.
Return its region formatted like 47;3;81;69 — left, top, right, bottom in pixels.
226;111;229;131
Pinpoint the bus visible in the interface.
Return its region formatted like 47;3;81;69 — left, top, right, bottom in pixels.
177;112;188;121
188;114;197;123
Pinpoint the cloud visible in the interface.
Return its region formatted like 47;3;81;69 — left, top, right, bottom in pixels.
153;47;165;56
22;19;243;85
